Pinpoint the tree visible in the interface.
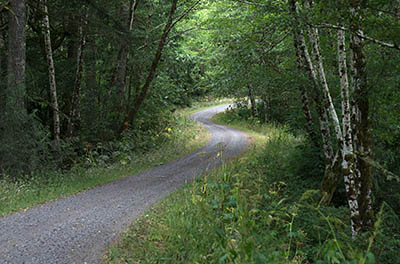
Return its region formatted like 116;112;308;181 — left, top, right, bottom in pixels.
67;1;89;137
349;0;373;233
121;0;201;133
109;0;139;114
7;0;26;113
42;0;60;143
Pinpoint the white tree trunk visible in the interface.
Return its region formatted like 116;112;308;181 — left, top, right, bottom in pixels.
338;27;361;238
349;0;373;232
42;0;60;143
291;23;318;147
297;25;333;163
307;24;343;141
290;0;340;205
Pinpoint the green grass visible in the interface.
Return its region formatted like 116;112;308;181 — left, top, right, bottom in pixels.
104;112;297;263
0;101;231;217
104;109;399;264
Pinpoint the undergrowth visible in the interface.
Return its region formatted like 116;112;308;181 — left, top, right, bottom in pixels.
0;102;222;217
104;109;400;264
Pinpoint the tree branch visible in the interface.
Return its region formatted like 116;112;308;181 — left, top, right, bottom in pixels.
170;0;201;30
357;152;400;182
233;0;266;7
314;23;400;51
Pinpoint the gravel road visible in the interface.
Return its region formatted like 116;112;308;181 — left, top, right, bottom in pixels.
0;105;249;264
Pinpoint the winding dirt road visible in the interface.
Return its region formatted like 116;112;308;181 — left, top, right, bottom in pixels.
0;105;249;264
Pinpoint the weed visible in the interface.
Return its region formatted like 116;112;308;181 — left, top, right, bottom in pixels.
0;102;218;217
104;110;400;264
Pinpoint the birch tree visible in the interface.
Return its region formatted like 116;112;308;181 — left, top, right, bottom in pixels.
349;0;374;232
289;0;376;236
338;24;362;237
288;0;339;205
42;0;60;143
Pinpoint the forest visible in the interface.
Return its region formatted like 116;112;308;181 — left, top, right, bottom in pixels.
1;0;400;263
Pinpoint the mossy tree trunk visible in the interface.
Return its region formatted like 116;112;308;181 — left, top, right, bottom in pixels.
349;0;374;233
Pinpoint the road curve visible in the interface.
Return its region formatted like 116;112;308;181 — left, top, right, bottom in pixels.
0;105;249;264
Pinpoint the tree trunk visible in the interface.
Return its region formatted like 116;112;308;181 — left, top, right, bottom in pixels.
247;84;257;117
7;0;26;113
290;10;318;148
307;25;343;141
338;26;362;237
121;0;178;134
126;0;152;113
110;0;139;112
288;0;338;205
349;0;373;233
0;23;8;115
42;0;60;143
84;37;99;129
67;3;89;138
261;95;269;122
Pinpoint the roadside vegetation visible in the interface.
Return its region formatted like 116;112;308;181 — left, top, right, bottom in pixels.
2;0;400;261
104;108;399;264
0;100;235;217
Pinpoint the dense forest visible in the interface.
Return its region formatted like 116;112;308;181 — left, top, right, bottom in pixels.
1;0;400;262
1;0;211;173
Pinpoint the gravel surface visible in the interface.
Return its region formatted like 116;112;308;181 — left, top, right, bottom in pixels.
0;105;249;264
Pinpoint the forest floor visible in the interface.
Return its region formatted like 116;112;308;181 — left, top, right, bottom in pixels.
0;104;249;264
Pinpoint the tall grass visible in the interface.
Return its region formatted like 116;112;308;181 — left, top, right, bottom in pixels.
104;110;399;264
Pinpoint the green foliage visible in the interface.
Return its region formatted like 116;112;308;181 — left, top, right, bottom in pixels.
0;106;210;216
105;111;400;263
0;111;51;176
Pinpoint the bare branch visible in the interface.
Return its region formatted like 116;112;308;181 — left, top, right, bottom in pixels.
170;0;201;30
314;23;400;51
233;0;266;7
357;152;400;182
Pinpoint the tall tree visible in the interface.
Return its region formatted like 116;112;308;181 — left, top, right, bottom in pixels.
109;0;140;112
349;0;374;233
67;2;89;137
0;13;8;115
7;0;26;112
288;0;339;205
121;0;179;133
42;0;60;143
338;22;362;237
